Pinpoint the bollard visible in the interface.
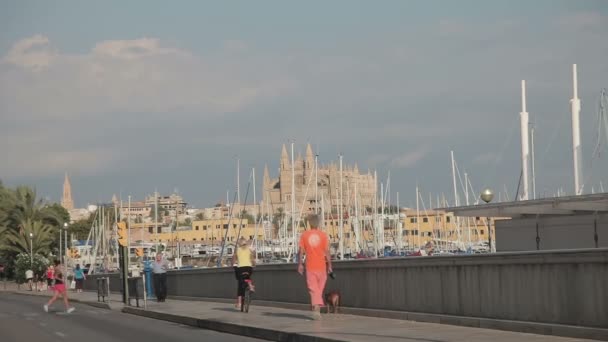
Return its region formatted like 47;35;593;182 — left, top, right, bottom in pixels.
143;260;153;298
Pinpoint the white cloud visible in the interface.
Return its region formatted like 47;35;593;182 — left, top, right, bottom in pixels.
0;35;290;119
390;147;429;169
2;34;57;70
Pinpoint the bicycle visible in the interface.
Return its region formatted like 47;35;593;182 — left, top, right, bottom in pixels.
239;271;254;313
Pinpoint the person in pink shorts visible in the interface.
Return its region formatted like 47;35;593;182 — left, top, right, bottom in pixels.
43;260;75;313
298;214;332;320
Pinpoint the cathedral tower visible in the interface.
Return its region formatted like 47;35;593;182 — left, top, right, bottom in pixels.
61;172;74;210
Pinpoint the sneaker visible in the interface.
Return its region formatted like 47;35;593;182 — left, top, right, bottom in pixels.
66;307;75;314
311;310;322;320
43;304;48;313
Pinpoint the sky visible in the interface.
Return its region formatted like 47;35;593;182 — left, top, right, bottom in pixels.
1;0;607;209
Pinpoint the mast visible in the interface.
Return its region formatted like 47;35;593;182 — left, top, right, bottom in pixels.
291;141;296;257
154;190;158;251
451;151;459;207
571;64;583;195
315;153;319;214
531;125;536;199
338;153;344;258
520;80;530;200
416;185;420;250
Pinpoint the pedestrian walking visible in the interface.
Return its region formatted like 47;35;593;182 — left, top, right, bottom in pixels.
297;214;332;320
152;252;170;302
43;260;75;313
46;265;54;291
73;264;86;293
25;269;34;291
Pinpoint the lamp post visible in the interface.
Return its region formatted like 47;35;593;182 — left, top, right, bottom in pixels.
62;222;68;265
480;188;494;253
29;233;34;267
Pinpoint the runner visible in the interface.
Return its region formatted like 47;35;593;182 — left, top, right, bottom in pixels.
43;260;75;313
297;214;332;320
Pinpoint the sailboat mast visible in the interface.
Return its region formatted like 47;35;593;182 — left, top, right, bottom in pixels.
571;64;583;195
338;153;344;258
291;141;296;257
315;153;319;214
520;79;531;200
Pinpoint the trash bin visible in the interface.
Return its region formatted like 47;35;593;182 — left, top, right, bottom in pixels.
97;277;108;302
127;277;144;307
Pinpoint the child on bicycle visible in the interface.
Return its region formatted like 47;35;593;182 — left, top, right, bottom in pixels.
232;237;255;309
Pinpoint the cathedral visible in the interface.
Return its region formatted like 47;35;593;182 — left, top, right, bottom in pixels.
61;172;74;210
262;144;377;215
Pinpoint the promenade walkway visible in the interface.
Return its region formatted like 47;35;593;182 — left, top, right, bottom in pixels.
1;281;599;342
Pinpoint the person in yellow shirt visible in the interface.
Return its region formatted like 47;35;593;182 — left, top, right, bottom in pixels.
231;237;256;309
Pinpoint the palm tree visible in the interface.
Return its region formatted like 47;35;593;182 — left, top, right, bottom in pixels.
5;186;62;230
3;219;55;255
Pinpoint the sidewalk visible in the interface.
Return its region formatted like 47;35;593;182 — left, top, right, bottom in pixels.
2;282;602;342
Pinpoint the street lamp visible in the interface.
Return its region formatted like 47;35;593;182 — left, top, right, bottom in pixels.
29;233;34;266
480;188;494;253
60;222;68;264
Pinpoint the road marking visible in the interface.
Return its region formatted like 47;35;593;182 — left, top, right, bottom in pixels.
39;322;47;327
54;332;66;338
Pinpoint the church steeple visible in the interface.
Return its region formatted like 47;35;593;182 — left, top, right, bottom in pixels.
305;143;314;170
61;172;74;210
280;144;290;170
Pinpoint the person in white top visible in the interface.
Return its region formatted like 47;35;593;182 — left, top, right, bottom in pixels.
25;269;34;291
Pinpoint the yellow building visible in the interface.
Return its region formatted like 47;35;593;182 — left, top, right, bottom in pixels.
151;218;264;244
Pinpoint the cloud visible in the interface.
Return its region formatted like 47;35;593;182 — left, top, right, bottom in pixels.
390;147;429;169
2;34;57;70
0;35;290;119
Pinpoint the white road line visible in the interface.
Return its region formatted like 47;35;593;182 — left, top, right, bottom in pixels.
54;331;66;338
39;322;47;327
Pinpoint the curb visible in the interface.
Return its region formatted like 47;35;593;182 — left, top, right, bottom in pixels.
7;291;113;310
123;306;344;342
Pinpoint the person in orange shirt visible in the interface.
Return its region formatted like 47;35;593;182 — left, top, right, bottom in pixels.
298;214;332;320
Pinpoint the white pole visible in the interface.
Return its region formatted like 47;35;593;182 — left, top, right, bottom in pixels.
338;154;344;259
520;80;531;200
253;167;258;261
253;167;257;212
531;125;537;199
237;158;241;204
451;151;459;207
291;142;296;257
380;182;384;253
571;64;583;195
127;195;131;274
354;183;360;253
416;185;420;250
315;154;319;214
397;191;402;254
154;190;159;251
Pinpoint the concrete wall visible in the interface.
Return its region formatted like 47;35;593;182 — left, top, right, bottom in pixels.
496;214;608;252
86;248;608;329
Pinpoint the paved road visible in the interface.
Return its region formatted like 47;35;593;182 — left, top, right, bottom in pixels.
0;293;265;342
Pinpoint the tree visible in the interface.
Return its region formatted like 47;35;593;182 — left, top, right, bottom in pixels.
240;210;255;224
13;253;50;284
67;216;94;241
149;205;164;222
195;212;206;220
3;219;56;255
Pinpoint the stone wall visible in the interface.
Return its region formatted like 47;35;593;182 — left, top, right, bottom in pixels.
86;248;608;328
